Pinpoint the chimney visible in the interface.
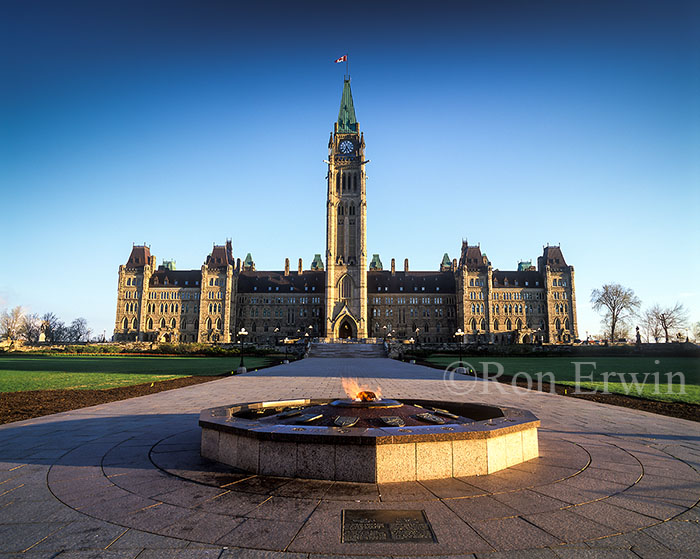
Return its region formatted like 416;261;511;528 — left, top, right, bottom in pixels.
298;258;303;274
284;258;290;276
236;258;241;273
452;258;457;272
404;258;409;272
391;258;396;275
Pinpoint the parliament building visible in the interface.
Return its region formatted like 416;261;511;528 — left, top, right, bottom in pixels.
114;79;578;345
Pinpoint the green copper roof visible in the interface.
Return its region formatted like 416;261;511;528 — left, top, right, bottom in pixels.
311;254;324;271
369;254;383;271
337;79;358;133
441;253;451;266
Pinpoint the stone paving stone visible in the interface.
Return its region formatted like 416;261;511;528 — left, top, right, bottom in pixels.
29;519;127;552
550;547;639;558
269;478;333;500
456;467;538;494
474;550;558;559
154;484;226;507
225;476;292;495
417;477;483;499
216;517;305;551
568;500;658;531
530;482;602;506
443;495;520;521
0;495;85;524
523;509;613;542
491;488;569;515
219;549;309;559
244;496;320;522
195;490;270;516
642;519;700;551
672;504;700;522
378;481;437;501
0;522;68;553
322;481;380;501
286;499;493;555
580;466;641;485
117;502;194;532
105;528;190;550
604;492;689;520
469;516;561;550
583;529;670;551
158;511;245;543
39;551;141;559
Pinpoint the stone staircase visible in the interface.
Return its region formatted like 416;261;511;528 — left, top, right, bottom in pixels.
306;342;387;358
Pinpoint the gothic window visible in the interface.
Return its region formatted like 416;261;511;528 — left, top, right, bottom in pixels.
252;322;257;332
159;318;166;329
424;323;430;333
494;319;499;331
340;275;352;301
147;317;153;329
555;318;561;330
336;173;340;194
564;318;570;330
131;317;138;329
170;318;176;329
194;318;199;330
181;318;187;330
480;318;486;330
122;317;128;330
206;317;212;330
516;318;523;330
469;318;476;331
506;318;512;330
216;318;222;330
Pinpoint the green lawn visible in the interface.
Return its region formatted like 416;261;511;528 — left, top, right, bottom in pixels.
423;355;700;404
0;355;275;392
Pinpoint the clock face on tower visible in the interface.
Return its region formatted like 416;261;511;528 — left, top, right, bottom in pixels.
338;140;354;154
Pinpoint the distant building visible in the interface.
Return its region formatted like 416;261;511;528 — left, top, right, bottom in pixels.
115;79;577;345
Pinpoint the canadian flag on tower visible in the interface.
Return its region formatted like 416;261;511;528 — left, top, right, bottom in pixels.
334;54;348;64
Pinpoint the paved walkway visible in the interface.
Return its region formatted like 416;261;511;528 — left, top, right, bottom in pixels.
1;357;698;558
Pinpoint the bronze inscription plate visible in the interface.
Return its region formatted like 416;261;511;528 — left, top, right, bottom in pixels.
341;510;436;543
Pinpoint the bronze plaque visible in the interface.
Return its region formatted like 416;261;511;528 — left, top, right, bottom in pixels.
334;416;359;427
415;412;445;424
380;416;405;427
341;509;436;543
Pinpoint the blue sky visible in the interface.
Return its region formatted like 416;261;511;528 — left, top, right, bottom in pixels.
1;0;698;339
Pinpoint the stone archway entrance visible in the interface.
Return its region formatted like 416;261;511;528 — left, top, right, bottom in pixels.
337;318;356;339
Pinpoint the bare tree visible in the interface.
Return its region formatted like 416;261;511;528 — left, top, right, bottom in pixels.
20;313;42;344
68;318;91;343
41;312;68;343
641;306;664;343
693;322;700;343
590;284;641;343
649;303;689;343
0;306;25;344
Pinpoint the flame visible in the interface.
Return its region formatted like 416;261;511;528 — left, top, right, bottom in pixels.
341;378;383;401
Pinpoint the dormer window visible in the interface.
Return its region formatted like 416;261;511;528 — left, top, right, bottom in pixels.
254;286;257;291
399;287;403;291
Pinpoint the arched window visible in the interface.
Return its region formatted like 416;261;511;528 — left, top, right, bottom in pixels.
506;318;512;330
516;318;523;330
216;318;222;330
469;318;476;331
194;318;199;330
159;318;166;328
555;318;561;330
218;303;222;313
424;323;430;333
480;318;486;330
147;317;153;330
206;317;212;330
181;318;187;330
469;279;474;286
122;317;128;330
131;317;138;329
564;318;570;330
470;303;475;313
170;318;176;329
340;275;352;300
252;321;257;332
494;319;499;331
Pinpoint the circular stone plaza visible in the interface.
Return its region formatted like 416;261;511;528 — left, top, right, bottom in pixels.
1;355;698;559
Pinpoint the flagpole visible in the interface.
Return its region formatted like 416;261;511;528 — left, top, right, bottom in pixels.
346;53;349;79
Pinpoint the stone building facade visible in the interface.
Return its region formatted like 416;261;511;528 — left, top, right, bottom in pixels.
114;79;578;345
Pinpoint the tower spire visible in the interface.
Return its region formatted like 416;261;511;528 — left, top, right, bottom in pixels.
337;79;358;133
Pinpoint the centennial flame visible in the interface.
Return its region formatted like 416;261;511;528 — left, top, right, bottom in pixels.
341;378;383;401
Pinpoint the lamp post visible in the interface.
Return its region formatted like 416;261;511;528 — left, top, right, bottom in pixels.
273;327;279;348
283;337;290;363
454;328;464;367
382;325;387;342
408;337;415;364
414;328;420;350
308;324;313;341
237;328;248;374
